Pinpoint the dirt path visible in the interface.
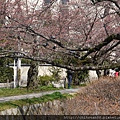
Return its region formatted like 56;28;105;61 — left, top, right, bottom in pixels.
0;88;80;103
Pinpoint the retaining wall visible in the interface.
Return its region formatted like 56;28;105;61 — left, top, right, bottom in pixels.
0;98;73;115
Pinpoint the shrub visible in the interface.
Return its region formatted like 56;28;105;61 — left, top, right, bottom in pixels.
37;75;56;86
49;67;61;81
73;70;89;85
0;67;13;83
0;58;13;83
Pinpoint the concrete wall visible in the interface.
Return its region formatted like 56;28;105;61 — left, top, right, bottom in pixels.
20;66;98;84
20;65;67;83
88;70;98;81
0;82;14;88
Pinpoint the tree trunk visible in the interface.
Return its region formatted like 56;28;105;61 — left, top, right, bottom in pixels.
96;70;101;79
27;61;38;90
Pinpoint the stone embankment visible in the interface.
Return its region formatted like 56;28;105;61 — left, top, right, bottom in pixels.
0;98;73;115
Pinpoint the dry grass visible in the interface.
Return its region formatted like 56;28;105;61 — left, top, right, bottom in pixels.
64;77;120;115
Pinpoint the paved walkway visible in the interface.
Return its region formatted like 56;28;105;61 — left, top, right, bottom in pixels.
0;88;80;103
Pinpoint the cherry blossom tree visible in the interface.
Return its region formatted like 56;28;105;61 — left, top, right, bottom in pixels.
0;0;120;88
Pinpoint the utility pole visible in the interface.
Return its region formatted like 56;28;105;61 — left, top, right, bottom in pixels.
13;35;21;88
13;57;18;88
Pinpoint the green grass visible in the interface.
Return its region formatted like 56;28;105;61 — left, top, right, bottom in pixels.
0;85;62;97
0;92;73;111
71;83;87;89
80;83;87;87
